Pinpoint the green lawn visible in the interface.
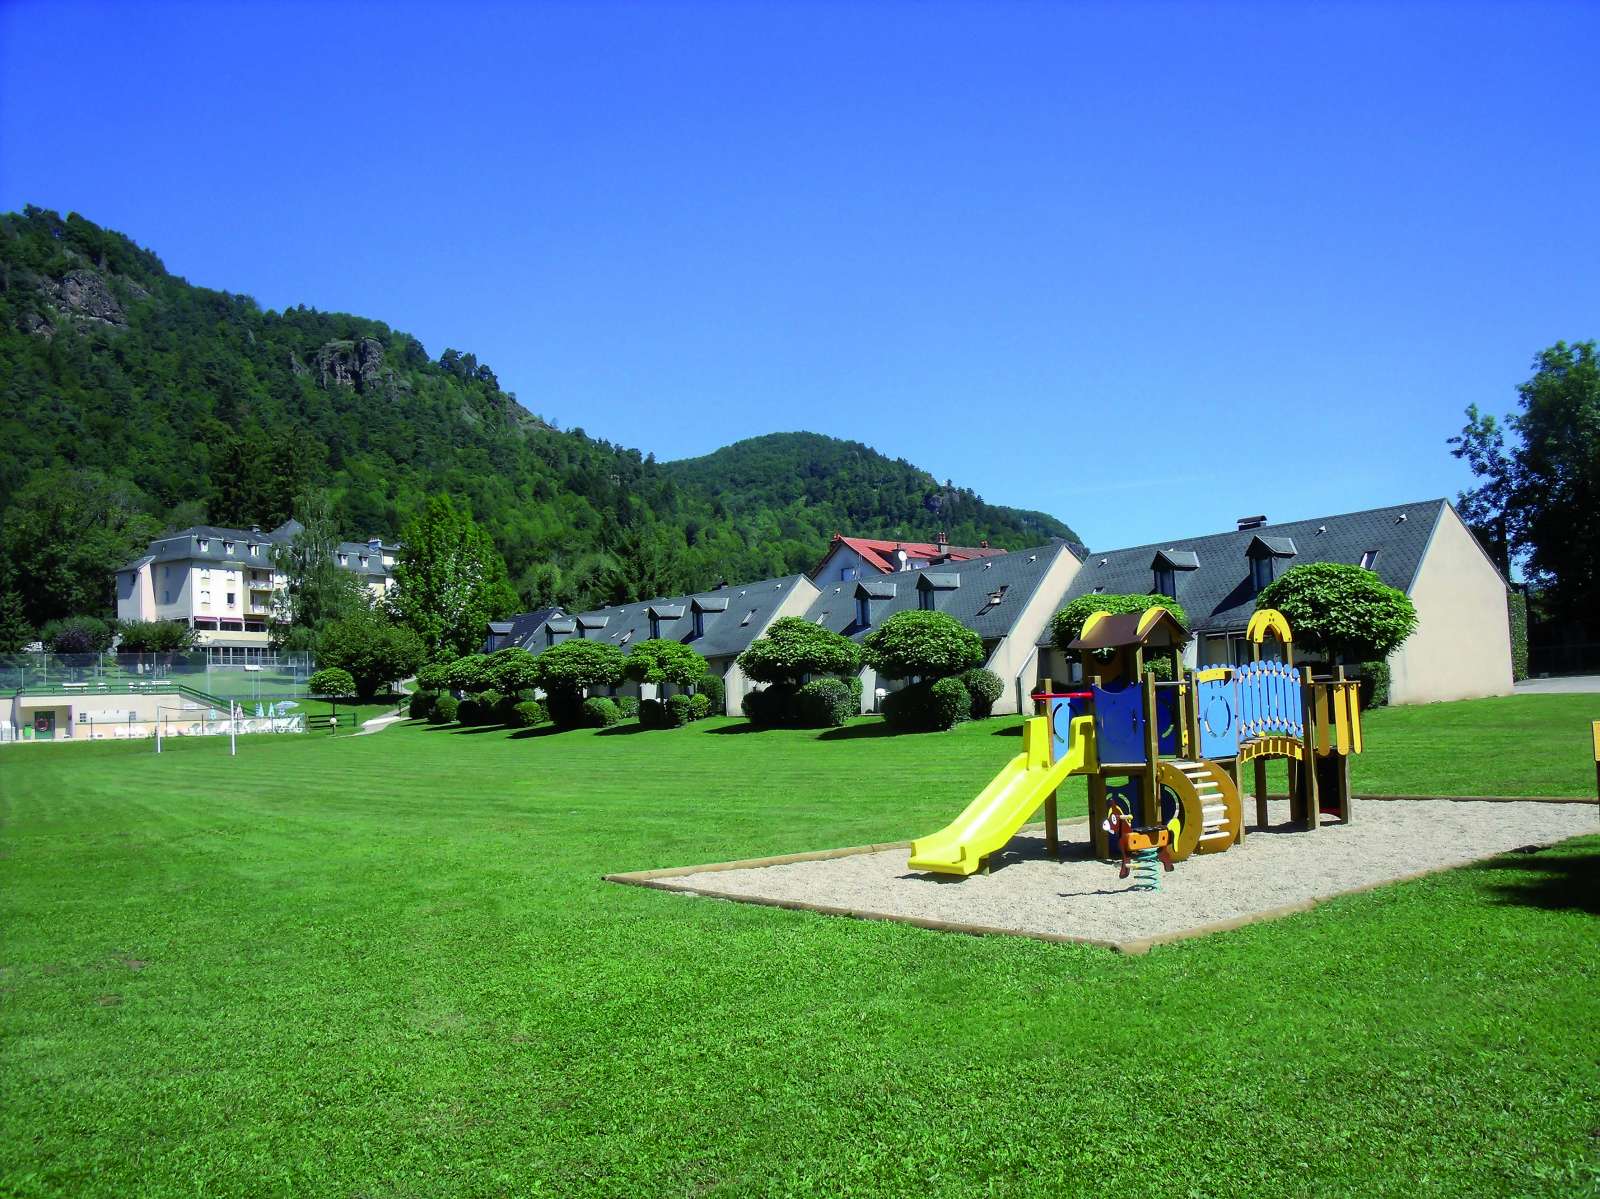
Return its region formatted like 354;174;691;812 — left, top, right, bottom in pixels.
1;697;1597;1197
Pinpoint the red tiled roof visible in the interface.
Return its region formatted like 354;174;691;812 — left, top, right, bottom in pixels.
820;534;1007;576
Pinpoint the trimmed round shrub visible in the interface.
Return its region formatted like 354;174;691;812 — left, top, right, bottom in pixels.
696;673;726;715
689;693;711;720
510;699;547;728
309;667;356;700
665;694;695;727
429;694;459;724
580;697;622;728
960;668;1003;719
929;677;971;731
408;690;438;720
795;677;853;728
615;695;640;719
494;690;533;725
639;698;667;729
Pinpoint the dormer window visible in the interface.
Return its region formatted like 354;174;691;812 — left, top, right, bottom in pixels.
692;609;704;638
1250;557;1274;593
1150;550;1198;599
1245;536;1296;595
223;541;234;555
197;538;209;552
338;553;348;567
916;572;959;612
359;555;369;568
248;543;259;557
649;615;660;639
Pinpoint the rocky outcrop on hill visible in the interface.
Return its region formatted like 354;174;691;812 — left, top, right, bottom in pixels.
315;336;387;391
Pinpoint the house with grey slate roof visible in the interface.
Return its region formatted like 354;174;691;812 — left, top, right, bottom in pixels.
801;540;1083;715
1038;499;1512;705
519;574;821;709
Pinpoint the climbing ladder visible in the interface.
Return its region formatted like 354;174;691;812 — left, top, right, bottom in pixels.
1158;758;1242;861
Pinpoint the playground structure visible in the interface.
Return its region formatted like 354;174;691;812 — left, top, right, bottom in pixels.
907;607;1365;877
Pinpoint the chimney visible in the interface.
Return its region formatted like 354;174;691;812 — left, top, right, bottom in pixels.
979;538;988;549
1236;515;1267;531
368;537;382;550
935;530;948;547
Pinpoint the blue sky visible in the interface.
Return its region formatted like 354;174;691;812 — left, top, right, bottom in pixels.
2;0;1595;551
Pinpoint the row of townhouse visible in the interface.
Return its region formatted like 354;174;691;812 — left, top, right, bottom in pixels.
115;521;400;662
488;497;1515;712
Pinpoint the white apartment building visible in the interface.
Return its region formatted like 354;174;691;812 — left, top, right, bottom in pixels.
115;521;398;660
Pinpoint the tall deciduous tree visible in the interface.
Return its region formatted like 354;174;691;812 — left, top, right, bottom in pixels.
0;591;35;652
392;496;519;662
1452;340;1599;616
316;607;426;701
271;492;366;653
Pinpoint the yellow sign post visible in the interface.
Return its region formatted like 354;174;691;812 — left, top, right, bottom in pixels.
1592;721;1600;805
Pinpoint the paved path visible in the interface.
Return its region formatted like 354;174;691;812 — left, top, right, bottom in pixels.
357;713;407;736
1515;675;1600;694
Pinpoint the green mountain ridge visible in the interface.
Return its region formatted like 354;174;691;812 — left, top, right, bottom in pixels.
0;206;1080;627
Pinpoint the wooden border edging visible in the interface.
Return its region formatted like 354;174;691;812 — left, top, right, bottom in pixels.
605;805;1598;955
1354;793;1595;804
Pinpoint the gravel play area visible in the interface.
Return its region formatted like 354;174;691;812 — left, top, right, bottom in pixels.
633;799;1599;951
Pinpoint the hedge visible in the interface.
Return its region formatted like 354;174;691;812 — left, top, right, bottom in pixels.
428;694;459;724
408;690;438;720
1507;590;1529;682
665;694;695;727
1357;660;1391;709
639;698;667;729
696;673;726;715
616;695;640;718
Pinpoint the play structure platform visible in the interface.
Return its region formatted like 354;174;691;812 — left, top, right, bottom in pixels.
909;607;1364;876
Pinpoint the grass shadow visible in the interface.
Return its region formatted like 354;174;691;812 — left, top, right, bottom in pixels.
597;723;652;737
705;722;766;735
815;721;902;741
1479;842;1600;915
991;724;1023;737
451;725;510;735
509;725;569;739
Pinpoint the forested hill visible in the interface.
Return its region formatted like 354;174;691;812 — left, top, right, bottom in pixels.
664;433;1076;552
0;206;1079;625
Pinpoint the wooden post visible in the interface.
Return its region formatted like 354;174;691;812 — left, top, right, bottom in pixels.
1591;721;1599;808
1300;667;1319;830
1036;684;1059;857
1089;772;1110;860
1254;757;1269;829
1140;670;1160;827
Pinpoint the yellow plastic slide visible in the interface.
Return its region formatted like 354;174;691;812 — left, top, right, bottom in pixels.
908;714;1093;876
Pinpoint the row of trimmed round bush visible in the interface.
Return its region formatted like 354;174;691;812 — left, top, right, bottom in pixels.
410;687;714;731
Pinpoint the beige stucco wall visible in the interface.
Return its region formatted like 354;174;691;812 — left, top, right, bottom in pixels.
1387;505;1513;705
982;545;1084;715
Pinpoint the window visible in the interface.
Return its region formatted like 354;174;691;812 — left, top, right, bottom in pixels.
338;554;348;567
200;566;211;578
248;543;259;557
197;538;209;552
1359;550;1379;569
856;596;871;627
919;588;934;611
359;555;369;568
223;541;234;555
840;566;857;581
162;590;172;604
1250;555;1274;593
1153;567;1175;597
226;592;236;607
649;616;660;639
163;566;170;579
692;609;704;638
